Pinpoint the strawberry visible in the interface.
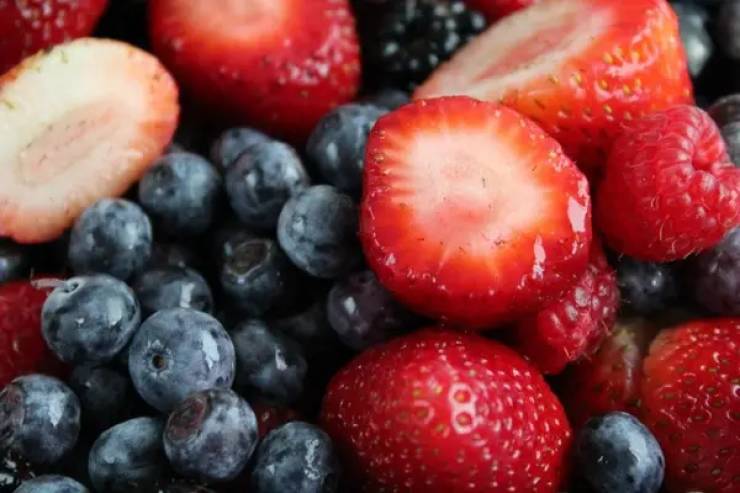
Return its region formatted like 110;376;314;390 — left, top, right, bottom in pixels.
465;0;536;21
0;38;179;243
557;317;658;429
596;105;740;261
640;318;740;493
361;96;591;329
321;328;572;493
149;0;361;143
0;278;66;388
415;0;693;172
511;243;619;375
0;0;108;75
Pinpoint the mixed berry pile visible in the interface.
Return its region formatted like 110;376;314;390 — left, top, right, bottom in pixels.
0;1;738;493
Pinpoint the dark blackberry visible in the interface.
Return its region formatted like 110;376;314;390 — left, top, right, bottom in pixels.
371;0;486;90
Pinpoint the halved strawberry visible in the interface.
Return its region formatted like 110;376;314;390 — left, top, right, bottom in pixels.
415;0;692;172
0;38;179;244
149;0;361;143
465;0;537;21
361;96;591;329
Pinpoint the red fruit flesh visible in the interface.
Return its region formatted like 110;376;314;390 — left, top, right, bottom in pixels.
512;243;619;375
0;278;66;387
558;317;658;429
641;319;740;493
321;329;572;493
0;38;179;243
361;96;591;329
465;0;536;20
149;0;361;143
596;105;740;261
0;0;108;74
415;0;693;172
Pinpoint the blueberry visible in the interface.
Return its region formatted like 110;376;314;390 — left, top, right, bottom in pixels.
616;257;679;315
148;243;199;270
272;301;336;348
0;451;36;492
210;127;271;171
133;266;213;316
575;412;664;493
128;308;236;412
673;1;712;78
138;153;222;237
220;238;297;317
225;141;310;230
0;375;80;464
720;123;740;166
306;104;387;194
690;228;740;314
210;224;256;268
250;422;340;493
277;185;361;279
14;475;88;493
327;270;415;350
157;481;215;493
163;388;258;482
68;366;133;434
231;320;307;405
68;199;152;280
707;94;740;127
0;240;29;284
88;417;167;493
716;0;740;60
362;89;410;110
42;275;141;365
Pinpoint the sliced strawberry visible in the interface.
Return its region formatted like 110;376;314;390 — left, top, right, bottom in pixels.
557;317;658;429
415;0;692;172
361;96;591;329
0;0;108;75
641;319;740;493
149;0;361;143
511;243;619;375
0;38;179;244
465;0;537;21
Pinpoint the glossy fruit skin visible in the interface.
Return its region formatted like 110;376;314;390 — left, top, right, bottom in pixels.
512;244;619;374
0;279;64;388
321;329;572;493
673;1;713;78
133;266;214;316
416;0;693;172
0;240;28;284
14;474;89;493
596;105;740;261
640;318;739;493
210;127;271;171
464;0;535;20
616;257;680;315
0;0;108;74
149;0;361;143
690;228;740;315
68;365;134;434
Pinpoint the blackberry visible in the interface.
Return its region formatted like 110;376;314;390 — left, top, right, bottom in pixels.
370;0;486;90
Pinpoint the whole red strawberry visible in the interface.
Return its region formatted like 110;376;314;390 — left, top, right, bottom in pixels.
512;243;619;374
321;329;572;493
0;0;108;74
149;0;361;143
465;0;536;20
557;317;658;429
596;105;740;261
641;318;740;493
0;278;65;387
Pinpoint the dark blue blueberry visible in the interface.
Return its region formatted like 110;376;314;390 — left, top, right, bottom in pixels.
88;417;167;493
41;275;141;364
707;93;740;127
716;0;740;60
306;104;386;194
210;224;256;269
231;320;307;405
673;2;712;78
133;266;213;316
163;388;257;482
210;127;271;171
67;199;152;280
690;228;740;314
277;185;361;279
720;123;740;166
225;141;310;229
0;375;80;464
362;89;410;110
616;257;679;315
14;475;88;493
327;270;415;350
156;481;214;493
272;301;336;348
148;243;200;270
128;308;235;412
575;412;664;493
220;238;297;317
68;366;133;434
250;422;340;493
0;240;29;284
138;153;222;237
